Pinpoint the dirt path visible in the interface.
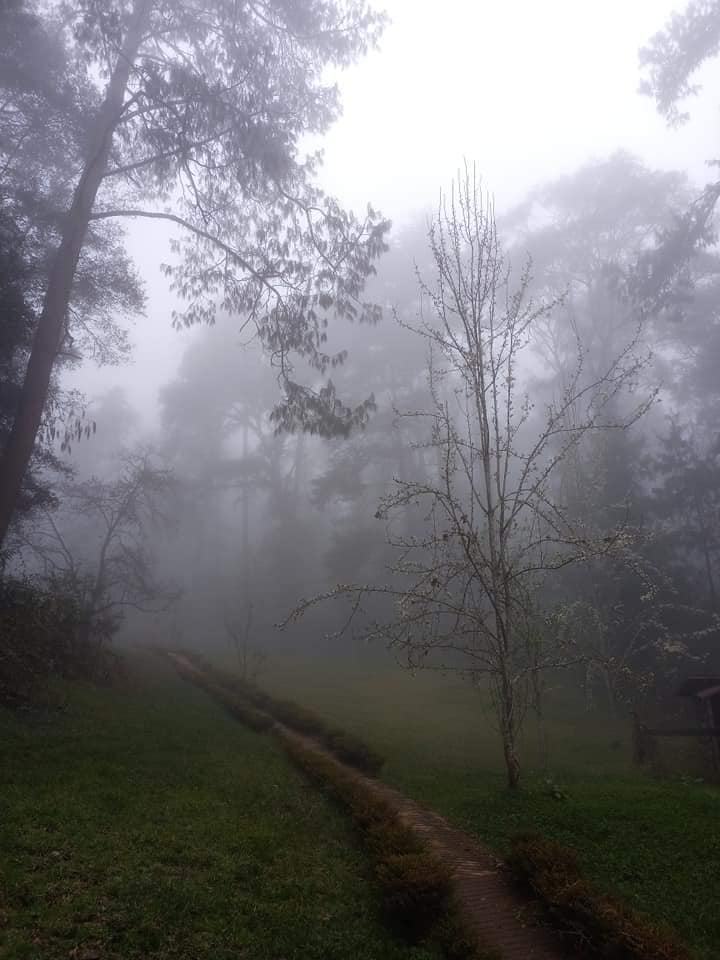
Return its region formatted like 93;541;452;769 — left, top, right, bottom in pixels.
167;652;574;959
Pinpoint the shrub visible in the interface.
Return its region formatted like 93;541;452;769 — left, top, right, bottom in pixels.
280;734;465;948
170;656;273;733
0;576;111;705
175;649;385;773
324;729;385;775
436;911;502;960
215;689;274;732
172;660;493;959
507;835;691;960
271;698;325;734
365;819;422;858
376;851;451;939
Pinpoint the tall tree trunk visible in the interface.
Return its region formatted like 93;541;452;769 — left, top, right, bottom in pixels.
0;1;149;549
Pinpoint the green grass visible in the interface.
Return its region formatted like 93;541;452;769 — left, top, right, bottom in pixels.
240;648;720;960
0;651;440;960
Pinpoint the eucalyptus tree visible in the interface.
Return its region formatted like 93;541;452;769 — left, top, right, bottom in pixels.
0;0;389;548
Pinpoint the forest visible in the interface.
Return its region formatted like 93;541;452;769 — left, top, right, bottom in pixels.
1;2;719;960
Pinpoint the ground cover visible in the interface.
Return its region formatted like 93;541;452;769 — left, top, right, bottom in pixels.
0;651;440;960
249;649;719;960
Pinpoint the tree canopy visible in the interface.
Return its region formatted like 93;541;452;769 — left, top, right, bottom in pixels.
0;0;389;548
640;0;720;126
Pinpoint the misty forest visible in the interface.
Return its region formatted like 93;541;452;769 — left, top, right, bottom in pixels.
1;2;720;959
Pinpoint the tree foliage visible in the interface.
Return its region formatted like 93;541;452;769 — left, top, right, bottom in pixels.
638;3;720;322
508;153;720;704
0;0;144;558
639;0;720;126
0;0;389;548
66;0;390;418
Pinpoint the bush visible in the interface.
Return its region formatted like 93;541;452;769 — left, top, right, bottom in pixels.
271;698;325;734
376;851;451;938
0;576;110;705
214;687;274;732
506;835;691;960
436;912;502;960
281;734;498;956
170;656;273;733
176;649;384;773
324;729;385;775
173;655;493;959
365;819;422;857
279;733;481;951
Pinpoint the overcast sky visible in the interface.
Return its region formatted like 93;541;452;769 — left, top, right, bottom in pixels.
68;0;720;425
321;0;717;213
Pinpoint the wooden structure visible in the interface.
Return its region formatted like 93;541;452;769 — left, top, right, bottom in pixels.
633;677;720;777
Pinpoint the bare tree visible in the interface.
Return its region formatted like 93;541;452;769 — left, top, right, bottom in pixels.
24;450;179;646
288;168;653;789
224;600;266;682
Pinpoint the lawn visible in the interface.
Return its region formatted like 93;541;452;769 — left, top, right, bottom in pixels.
246;646;720;960
0;650;440;960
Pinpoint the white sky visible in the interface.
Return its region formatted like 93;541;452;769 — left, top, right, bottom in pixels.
320;0;718;214
69;0;720;424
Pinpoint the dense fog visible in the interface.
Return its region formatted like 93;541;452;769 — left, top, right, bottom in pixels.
3;0;720;784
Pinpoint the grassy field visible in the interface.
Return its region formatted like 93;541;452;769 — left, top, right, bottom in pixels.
243;646;720;960
0;651;440;960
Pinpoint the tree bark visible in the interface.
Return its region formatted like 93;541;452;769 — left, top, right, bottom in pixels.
501;718;521;789
499;675;521;789
0;1;149;549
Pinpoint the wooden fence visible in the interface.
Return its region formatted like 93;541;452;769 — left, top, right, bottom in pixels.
632;715;720;776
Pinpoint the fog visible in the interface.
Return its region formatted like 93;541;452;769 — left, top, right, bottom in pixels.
66;0;719;417
7;9;720;957
4;0;720;787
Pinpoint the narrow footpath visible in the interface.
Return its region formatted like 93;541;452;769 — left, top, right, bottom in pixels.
168;652;576;960
276;725;575;960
